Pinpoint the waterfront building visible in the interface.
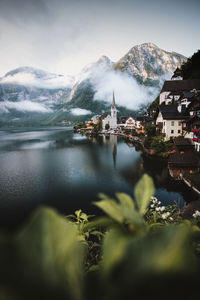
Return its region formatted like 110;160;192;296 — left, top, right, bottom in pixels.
184;115;200;151
102;92;117;130
156;105;189;140
125;117;135;130
168;152;200;179
173;137;194;154
159;79;200;105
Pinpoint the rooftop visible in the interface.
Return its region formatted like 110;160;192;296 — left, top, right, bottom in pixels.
159;105;189;120
161;80;200;93
168;153;199;167
174;137;193;146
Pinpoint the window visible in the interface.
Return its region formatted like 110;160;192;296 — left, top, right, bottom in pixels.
171;121;174;126
178;121;181;126
171;130;174;134
178;130;181;134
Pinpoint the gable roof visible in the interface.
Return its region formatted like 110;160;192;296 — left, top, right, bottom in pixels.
161;80;200;93
174;137;193;146
159;105;189;120
168;153;199;167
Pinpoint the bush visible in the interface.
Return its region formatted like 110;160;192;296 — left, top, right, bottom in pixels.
150;136;173;154
105;123;110;130
150;136;166;153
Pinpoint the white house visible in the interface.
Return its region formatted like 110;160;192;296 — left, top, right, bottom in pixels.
125;117;135;130
159;79;200;105
156;105;188;140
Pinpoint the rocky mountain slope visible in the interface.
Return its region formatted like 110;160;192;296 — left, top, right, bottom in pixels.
0;43;187;126
114;43;186;85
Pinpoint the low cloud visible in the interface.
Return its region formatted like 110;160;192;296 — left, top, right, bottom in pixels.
1;72;74;89
0;100;52;113
90;66;159;110
70;108;92;115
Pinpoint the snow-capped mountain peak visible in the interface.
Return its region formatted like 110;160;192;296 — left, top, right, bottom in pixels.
114;43;187;83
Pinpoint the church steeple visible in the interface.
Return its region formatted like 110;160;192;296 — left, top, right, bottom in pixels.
111;90;117;122
112;91;116;109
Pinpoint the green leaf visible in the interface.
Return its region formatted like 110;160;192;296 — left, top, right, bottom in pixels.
15;206;85;300
80;212;88;222
93;199;124;224
102;228;128;275
75;209;82;218
116;193;135;210
134;174;155;215
83;216;115;233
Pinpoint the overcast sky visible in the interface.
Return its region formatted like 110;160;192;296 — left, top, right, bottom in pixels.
0;0;199;77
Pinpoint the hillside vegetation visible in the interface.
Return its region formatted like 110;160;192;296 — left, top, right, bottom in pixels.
181;49;200;79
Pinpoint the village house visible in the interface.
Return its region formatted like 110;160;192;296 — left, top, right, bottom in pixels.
156;105;189;140
156;68;200;142
159;74;200;105
168;152;200;179
173;137;194;154
184;115;200;151
124;117;135;131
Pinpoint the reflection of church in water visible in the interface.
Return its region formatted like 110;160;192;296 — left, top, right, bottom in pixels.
102;134;117;168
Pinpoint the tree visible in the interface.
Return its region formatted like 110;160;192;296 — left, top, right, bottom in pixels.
144;123;156;137
150;136;165;153
105;123;110;130
181;49;200;79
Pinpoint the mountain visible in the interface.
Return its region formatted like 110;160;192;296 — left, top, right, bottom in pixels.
0;43;188;126
50;44;186;124
114;43;187;86
0;67;75;125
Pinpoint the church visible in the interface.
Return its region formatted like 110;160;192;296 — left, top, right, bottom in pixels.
102;92;117;130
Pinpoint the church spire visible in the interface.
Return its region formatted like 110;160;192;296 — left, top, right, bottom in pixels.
112;90;116;109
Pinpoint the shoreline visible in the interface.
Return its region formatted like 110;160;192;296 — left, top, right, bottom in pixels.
79;129;200;198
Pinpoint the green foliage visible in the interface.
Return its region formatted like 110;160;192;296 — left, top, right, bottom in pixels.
150;136;165;153
181;49;200;79
144;123;156;137
105;123;110;130
134;174;154;215
150;136;173;155
147;95;159;113
1;175;200;299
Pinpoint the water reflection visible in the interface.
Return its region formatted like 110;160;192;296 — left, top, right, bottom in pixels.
0;128;197;229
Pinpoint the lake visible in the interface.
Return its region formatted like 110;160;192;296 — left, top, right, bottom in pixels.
0;127;197;229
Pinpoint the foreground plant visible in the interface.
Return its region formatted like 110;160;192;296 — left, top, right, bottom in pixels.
1;174;200;300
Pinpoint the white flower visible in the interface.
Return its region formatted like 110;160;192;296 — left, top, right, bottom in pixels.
151;197;158;204
192;210;200;218
160;206;165;212
169;217;174;221
156;206;165;212
158;201;161;205
150;204;154;208
162;212;170;220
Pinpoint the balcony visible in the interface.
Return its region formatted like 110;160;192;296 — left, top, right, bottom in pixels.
193;138;200;143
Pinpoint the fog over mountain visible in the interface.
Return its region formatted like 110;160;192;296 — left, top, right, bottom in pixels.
0;43;187;125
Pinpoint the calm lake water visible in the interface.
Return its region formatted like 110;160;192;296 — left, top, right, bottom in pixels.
0;127;197;229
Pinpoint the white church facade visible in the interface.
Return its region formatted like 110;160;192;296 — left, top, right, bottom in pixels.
102;92;117;130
